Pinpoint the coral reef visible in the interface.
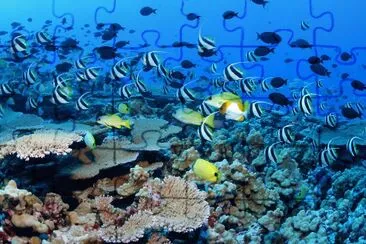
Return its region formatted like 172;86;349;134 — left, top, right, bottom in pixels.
65;139;139;180
100;176;210;243
0;129;82;161
0;97;365;244
121;118;182;151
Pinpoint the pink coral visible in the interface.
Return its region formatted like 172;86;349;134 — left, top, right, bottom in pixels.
41;193;69;228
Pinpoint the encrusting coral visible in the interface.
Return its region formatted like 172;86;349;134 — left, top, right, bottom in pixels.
116;165;150;197
0;180;70;239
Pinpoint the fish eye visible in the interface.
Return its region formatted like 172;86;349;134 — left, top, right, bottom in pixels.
214;172;218;177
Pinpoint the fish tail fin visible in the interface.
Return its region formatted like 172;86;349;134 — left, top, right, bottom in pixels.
204;113;215;128
244;101;250;112
256;33;260;40
123;120;131;129
153;9;157;14
216;171;222;182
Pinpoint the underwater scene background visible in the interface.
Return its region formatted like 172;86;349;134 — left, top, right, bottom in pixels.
0;0;365;243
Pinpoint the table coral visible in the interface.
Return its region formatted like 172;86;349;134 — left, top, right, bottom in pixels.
65;139;139;180
100;176;210;242
0;129;82;161
121;118;182;151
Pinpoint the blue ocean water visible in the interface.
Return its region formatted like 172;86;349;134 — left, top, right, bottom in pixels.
0;0;365;243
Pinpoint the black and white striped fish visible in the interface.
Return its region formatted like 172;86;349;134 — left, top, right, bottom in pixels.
53;73;69;87
75;92;91;111
76;71;88;82
11;34;27;53
110;60;129;80
35;31;52;45
344;102;353;109
198;31;216;51
346;136;363;157
157;64;171;80
277;124;294;144
142;51;160;68
298;93;312;116
354;103;364;114
292;92;299;100
292;107;299;115
177;86;195;103
300;87;310;96
135;78;148;94
134;71;149;94
325;113;337;128
223;62;244;81
246;51;258;62
264;142;279;163
300;21;310;31
316;79;323;88
23;64;37;85
0;83;13;96
210;63;217;74
239;78;256;96
118;84;134;99
75;58;87;69
50;84;71;105
261;79;270;92
26;96;38;110
250;102;264;118
199;101;216;116
319;149;334;167
319;102;327;111
84;67;99;80
326;138;338;161
0;104;4;119
311;138;319;152
197;121;213;142
212;77;224;88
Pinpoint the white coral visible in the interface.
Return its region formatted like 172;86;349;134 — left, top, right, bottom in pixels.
0;129;82;161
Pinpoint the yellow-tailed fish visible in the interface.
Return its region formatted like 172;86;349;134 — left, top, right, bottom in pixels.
84;131;96;150
97;114;131;129
173;107;215;128
117;103;130;114
204;92;242;109
193;158;221;183
173;107;203;126
220;100;250;122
